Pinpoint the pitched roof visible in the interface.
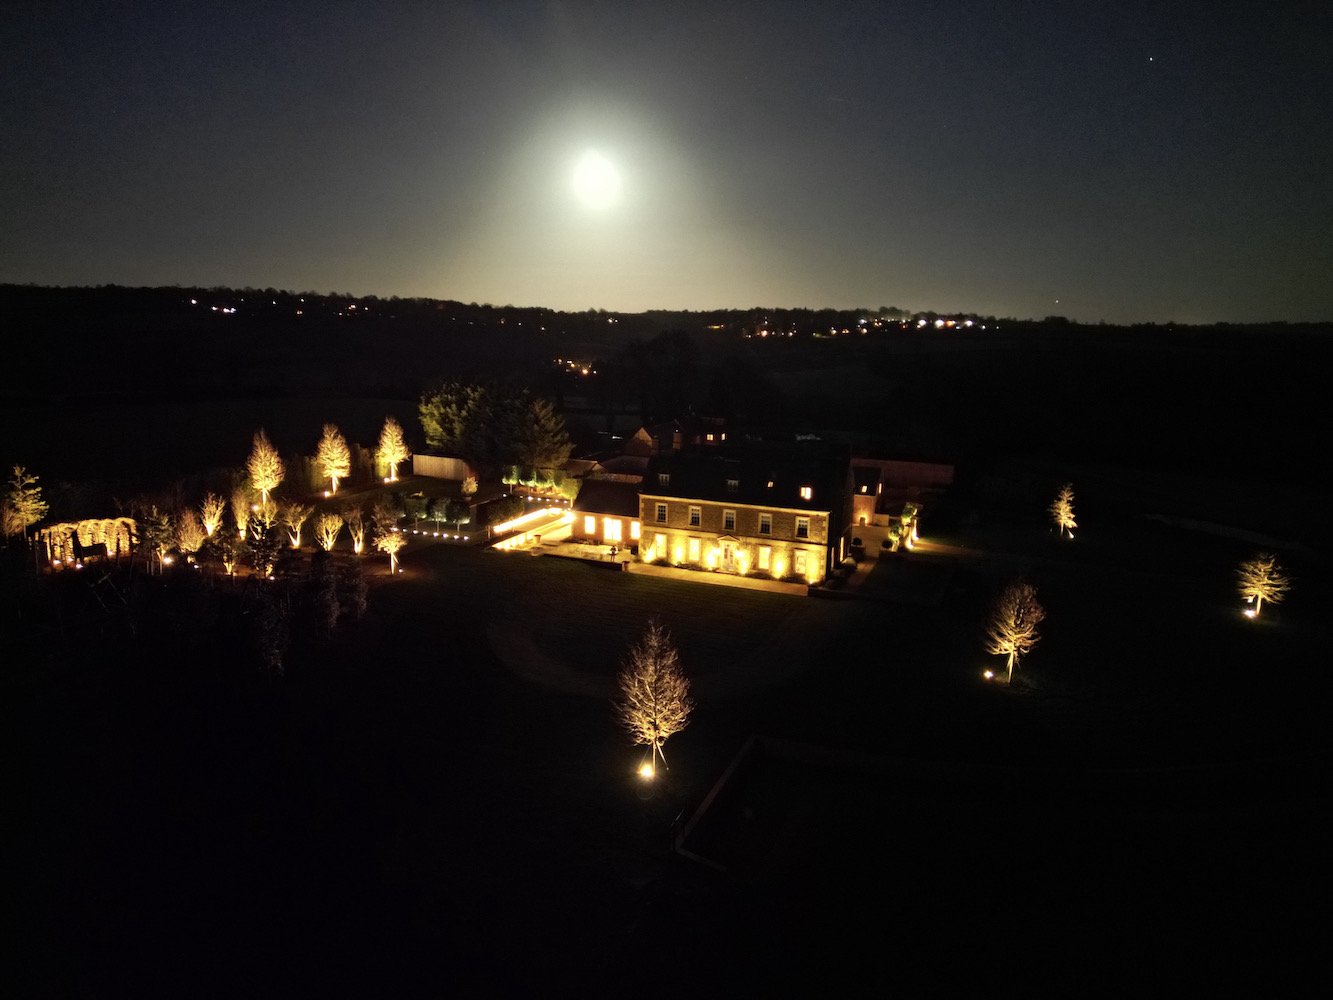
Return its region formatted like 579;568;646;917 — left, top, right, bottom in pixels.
641;445;848;512
572;479;641;518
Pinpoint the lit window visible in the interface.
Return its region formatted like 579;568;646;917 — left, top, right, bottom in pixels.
706;433;714;442
688;537;701;562
689;506;701;526
726;478;739;493
767;480;774;489
796;516;810;539
723;509;736;532
658;473;670;487
758;546;771;570
630;521;640;540
800;486;813;500
656;503;667;523
654;534;666;559
584;515;596;535
604;518;622;542
860;485;868;494
759;513;771;535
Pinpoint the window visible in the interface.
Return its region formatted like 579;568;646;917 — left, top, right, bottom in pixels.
689;506;701;526
604;518;621;542
759;513;771;535
584;515;596;535
758;546;771;570
705;433;715;442
655;503;667;523
796;516;810;539
688;537;701;562
800;486;813;500
794;549;808;575
654;534;666;559
630;521;640;540
723;509;736;532
726;478;739;494
657;473;670;487
860;485;868;494
766;480;774;489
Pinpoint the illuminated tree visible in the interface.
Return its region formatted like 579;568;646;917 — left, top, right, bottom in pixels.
231;485;252;540
375;529;406;573
281;502;314;549
616;618;694;773
253;498;279;531
200;492;226;537
447;499;471;529
314;511;343;551
140;505;175;574
461;475;478;499
341;503;366;554
176;508;206;559
3;465;49;540
1049;483;1076;538
371;495;401;534
247;429;285;505
1237;553;1290;617
985;580;1046;684
419;381;568;473
214;521;240;575
315;423;351;494
377;415;411;482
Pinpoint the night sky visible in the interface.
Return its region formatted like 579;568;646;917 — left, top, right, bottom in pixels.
4;2;1331;323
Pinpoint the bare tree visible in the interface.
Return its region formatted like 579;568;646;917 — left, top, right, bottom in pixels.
315;423;351;494
253;499;279;534
616;618;694;774
375;529;406;573
985;580;1046;684
314;511;343;552
3;465;49;540
377;415;411;482
176;508;206;559
1049;483;1076;538
371;495;401;535
247;429;285;505
1237;553;1290;617
200;492;226;537
281;502;314;549
230;485;252;540
341;503;366;554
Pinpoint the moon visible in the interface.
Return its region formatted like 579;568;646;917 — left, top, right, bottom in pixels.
572;151;621;209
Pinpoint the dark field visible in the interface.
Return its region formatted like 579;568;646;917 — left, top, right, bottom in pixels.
6;298;1331;991
11;470;1330;994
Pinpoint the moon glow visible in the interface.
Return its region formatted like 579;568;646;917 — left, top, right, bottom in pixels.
573;151;622;208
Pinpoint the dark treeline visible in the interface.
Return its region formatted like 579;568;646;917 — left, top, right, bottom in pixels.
5;284;1331;490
